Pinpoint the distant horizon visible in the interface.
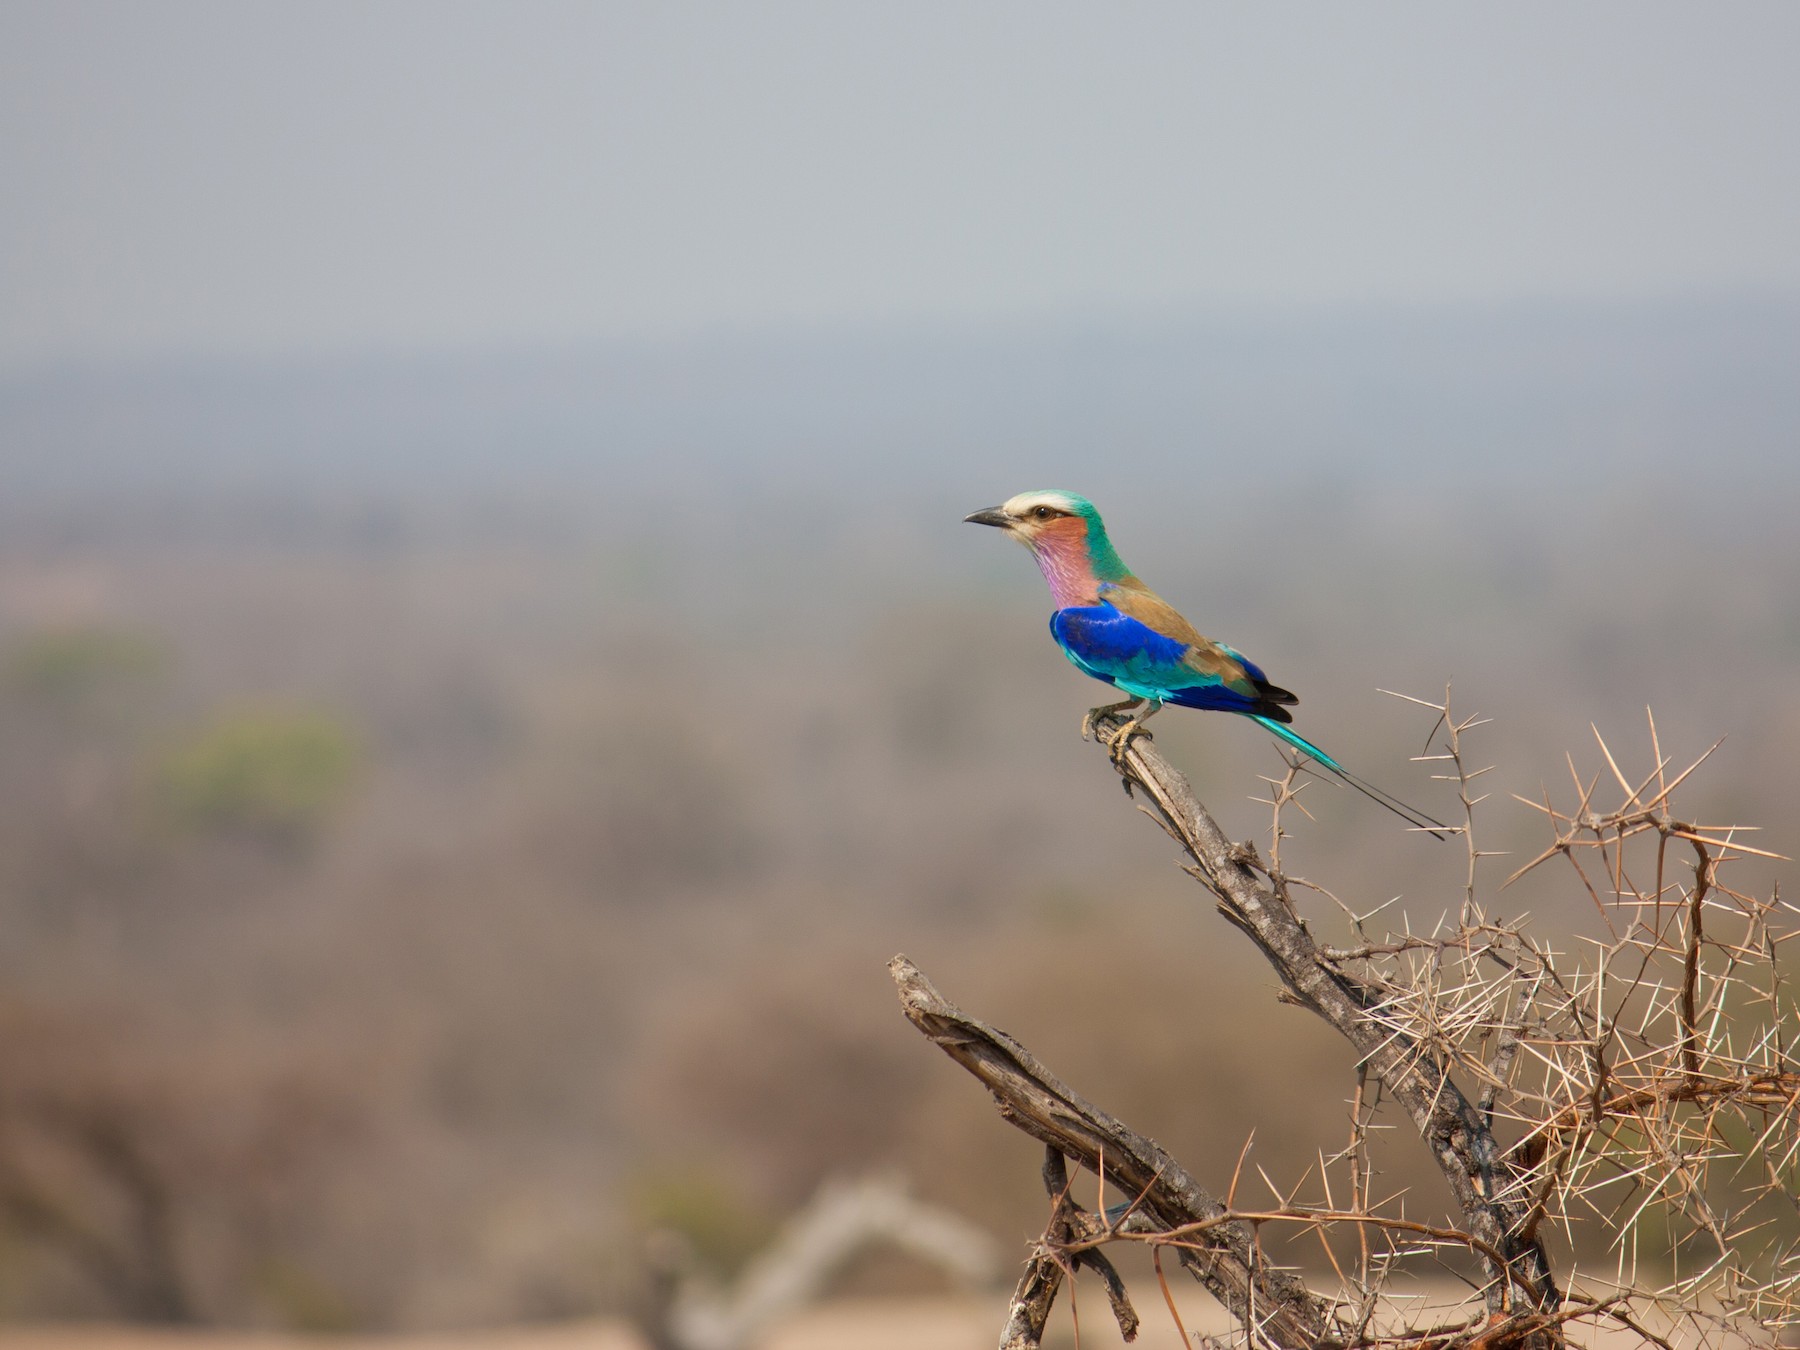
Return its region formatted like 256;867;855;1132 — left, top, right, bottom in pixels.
4;283;1799;382
4;289;1797;513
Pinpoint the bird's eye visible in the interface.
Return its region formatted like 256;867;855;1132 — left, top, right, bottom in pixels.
1032;506;1055;520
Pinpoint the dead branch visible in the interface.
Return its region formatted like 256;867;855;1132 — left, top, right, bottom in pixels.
890;955;1343;1349
1004;1148;1139;1348
641;1172;1000;1350
1085;709;1561;1328
892;703;1797;1348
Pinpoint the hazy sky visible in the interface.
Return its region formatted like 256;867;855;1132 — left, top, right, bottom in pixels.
4;1;1799;369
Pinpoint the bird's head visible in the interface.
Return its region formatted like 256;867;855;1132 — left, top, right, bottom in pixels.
965;490;1132;600
963;490;1097;549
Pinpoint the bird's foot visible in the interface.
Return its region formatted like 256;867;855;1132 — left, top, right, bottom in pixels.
1105;718;1150;763
1081;699;1140;743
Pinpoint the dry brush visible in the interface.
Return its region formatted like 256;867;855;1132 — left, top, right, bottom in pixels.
894;696;1798;1349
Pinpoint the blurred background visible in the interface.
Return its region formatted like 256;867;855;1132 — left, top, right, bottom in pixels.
2;0;1797;1334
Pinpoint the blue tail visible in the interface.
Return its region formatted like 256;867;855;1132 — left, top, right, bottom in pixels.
1251;716;1448;839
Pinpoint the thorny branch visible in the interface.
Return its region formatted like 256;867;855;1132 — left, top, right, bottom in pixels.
890;955;1341;1349
1086;703;1564;1335
894;696;1798;1349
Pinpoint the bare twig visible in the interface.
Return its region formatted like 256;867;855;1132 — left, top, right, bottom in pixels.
1087;707;1562;1331
890;956;1343;1348
893;702;1797;1349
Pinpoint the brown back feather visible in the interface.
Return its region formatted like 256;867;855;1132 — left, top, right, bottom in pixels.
1103;580;1302;713
1102;582;1251;686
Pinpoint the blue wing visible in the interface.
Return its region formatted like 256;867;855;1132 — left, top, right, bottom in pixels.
1052;604;1449;838
1049;605;1273;715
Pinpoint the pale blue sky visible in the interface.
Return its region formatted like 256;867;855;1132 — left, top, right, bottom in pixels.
4;1;1798;369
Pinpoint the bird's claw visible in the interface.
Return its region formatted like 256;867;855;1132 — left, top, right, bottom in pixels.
1082;700;1141;745
1104;719;1149;762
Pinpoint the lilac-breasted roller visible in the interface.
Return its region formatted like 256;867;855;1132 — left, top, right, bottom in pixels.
966;489;1446;837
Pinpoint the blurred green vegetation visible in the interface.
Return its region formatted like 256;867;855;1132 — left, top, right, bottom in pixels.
5;625;165;705
625;1167;775;1279
251;1258;361;1334
152;707;361;840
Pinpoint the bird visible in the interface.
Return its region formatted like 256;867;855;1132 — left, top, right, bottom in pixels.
965;489;1447;837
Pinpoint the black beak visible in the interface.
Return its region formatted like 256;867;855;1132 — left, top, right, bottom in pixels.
964;507;1011;528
